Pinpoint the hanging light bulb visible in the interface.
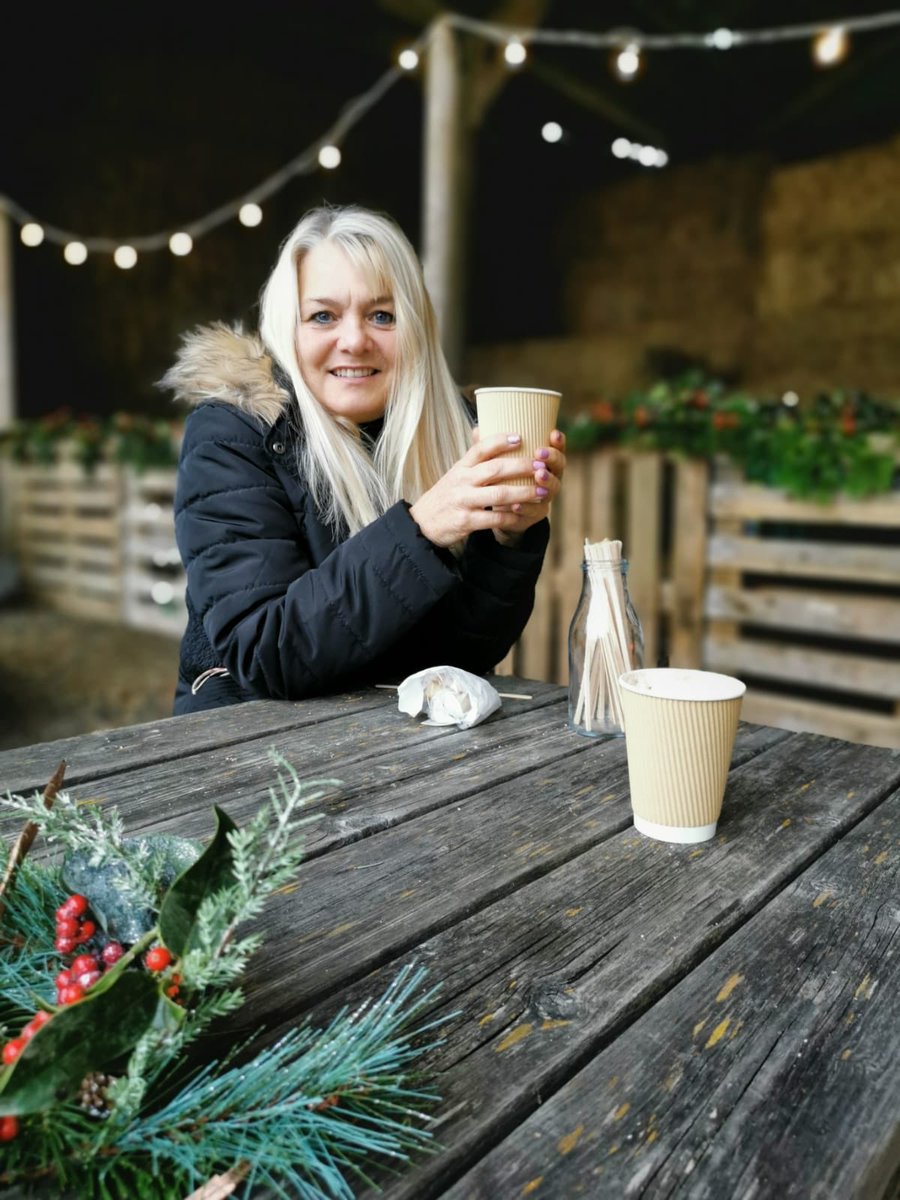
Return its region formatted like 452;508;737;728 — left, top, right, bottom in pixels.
239;203;263;227
612;41;642;81
611;137;632;159
707;28;735;50
813;26;849;67
318;145;341;170
504;38;527;67
114;246;137;270
64;242;88;265
169;232;193;256
541;121;563;144
20;223;44;247
398;47;419;71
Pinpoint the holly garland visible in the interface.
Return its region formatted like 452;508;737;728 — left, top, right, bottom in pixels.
565;373;899;501
0;755;446;1198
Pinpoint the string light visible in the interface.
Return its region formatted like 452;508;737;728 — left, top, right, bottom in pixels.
504;38;527;66
169;232;193;256
813;26;850;66
114;246;137;269
63;242;87;265
238;203;263;228
1;9;896;263
613;41;642;81
318;144;342;169
612;138;667;167
541;121;563;143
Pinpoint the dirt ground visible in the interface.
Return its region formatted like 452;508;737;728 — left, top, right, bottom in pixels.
0;604;180;752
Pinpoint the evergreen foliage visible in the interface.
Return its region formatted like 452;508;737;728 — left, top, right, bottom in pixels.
0;754;447;1197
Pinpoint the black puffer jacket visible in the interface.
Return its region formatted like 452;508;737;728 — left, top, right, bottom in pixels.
166;325;549;714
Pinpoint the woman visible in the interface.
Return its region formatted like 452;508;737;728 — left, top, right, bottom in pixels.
162;205;565;713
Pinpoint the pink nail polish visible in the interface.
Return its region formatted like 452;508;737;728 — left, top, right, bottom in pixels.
507;434;521;444
536;486;549;497
537;447;550;460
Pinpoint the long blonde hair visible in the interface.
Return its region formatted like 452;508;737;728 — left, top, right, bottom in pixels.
259;205;471;535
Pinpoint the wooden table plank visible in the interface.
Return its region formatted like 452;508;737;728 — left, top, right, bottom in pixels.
0;677;563;797
260;732;900;1199
443;788;900;1200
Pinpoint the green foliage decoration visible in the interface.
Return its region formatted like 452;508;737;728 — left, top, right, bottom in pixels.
0;410;179;473
565;373;899;501
0;754;448;1198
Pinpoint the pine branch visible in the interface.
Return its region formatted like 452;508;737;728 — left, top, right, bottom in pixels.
0;761;66;926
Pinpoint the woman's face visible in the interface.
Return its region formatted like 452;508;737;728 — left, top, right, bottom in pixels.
296;240;397;424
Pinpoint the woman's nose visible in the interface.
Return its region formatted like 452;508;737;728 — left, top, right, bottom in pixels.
337;315;369;353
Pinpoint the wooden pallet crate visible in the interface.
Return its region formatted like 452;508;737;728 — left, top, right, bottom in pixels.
120;469;186;638
704;472;900;749
497;448;709;683
9;457;123;622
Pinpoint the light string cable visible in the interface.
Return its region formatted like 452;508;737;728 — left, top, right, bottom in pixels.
1;10;899;256
0;22;436;255
446;9;900;50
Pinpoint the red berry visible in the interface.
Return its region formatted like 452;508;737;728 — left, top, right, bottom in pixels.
22;1012;52;1039
144;945;172;972
63;894;89;917
75;920;97;943
0;1115;18;1141
56;969;73;988
55;916;79;937
55;936;76;954
2;1038;26;1065
77;970;101;990
59;983;85;1005
70;954;98;975
101;942;124;966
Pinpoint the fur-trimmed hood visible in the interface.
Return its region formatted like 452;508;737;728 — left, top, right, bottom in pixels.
160;323;290;427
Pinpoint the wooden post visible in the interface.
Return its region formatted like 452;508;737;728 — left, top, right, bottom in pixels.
0;207;15;430
422;15;469;376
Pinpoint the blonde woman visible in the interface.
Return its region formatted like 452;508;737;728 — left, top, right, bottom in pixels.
163;205;565;713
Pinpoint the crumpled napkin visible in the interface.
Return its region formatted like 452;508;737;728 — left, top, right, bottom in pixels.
397;666;502;729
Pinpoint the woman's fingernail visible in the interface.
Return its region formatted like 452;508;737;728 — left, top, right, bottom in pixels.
507;434;521;444
512;503;522;514
536;447;550;460
532;460;544;471
536;486;549;497
537;470;550;483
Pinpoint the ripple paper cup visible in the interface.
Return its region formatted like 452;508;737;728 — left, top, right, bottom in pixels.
474;387;562;486
619;668;746;844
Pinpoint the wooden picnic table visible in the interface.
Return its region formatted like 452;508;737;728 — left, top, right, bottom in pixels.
0;678;897;1199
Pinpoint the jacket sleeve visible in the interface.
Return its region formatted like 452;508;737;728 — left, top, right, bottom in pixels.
175;404;463;699
408;521;550;675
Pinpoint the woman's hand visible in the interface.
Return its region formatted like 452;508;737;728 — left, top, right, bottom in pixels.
408;429;566;549
492;428;566;547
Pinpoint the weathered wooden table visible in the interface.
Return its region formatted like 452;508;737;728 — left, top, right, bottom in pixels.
1;679;897;1199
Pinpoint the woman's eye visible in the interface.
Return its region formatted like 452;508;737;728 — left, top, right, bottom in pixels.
309;311;333;324
371;310;395;327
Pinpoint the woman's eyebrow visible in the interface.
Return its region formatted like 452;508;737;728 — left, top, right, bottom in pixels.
301;294;393;307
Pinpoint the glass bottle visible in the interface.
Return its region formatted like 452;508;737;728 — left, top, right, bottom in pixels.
568;559;644;737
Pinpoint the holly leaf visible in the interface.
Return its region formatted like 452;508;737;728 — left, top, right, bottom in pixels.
0;971;158;1116
158;807;237;957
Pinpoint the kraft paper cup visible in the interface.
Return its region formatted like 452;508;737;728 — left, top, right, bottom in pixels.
619;668;746;844
474;387;562;486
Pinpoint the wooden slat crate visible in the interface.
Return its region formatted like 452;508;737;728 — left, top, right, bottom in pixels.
496;449;709;683
120;469;186;638
704;473;900;749
9;457;123;622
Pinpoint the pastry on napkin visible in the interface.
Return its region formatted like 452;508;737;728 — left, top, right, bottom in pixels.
396;666;502;730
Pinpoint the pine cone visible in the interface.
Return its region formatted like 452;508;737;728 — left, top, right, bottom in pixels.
77;1071;116;1119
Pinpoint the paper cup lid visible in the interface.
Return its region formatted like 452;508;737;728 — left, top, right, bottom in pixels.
474;387;562;397
619;668;746;702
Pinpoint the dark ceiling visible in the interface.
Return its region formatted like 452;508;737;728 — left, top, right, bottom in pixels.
2;0;898;414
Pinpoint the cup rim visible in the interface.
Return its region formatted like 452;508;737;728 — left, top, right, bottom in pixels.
474;387;562;398
619;667;746;702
